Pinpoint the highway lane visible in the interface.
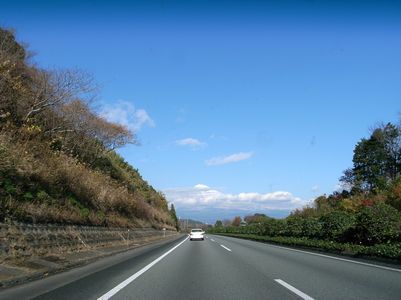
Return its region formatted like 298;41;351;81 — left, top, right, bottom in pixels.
1;234;400;299
208;235;401;299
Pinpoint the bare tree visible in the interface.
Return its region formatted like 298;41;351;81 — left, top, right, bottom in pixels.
24;69;95;121
231;216;242;227
60;100;136;150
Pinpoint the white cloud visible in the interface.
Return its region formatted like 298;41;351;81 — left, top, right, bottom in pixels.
194;184;210;190
311;185;320;193
164;184;305;212
175;138;206;149
134;109;155;129
205;152;253;166
100;101;155;131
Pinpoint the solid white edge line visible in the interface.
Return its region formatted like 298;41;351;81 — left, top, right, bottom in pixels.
97;236;188;300
267;243;401;273
220;244;232;252
275;279;314;300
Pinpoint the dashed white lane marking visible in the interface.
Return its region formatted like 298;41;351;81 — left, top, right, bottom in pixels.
220;244;232;252
97;237;188;300
211;239;215;242
275;279;314;300
269;244;401;273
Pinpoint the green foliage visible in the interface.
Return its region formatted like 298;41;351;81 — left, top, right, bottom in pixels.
36;190;53;204
286;208;324;237
2;178;17;194
216;233;401;260
344;123;401;192
80;208;90;219
23;192;34;200
67;196;80;207
300;217;322;238
67;196;90;219
285;216;304;237
319;211;355;241
262;218;286;236
169;204;179;230
215;220;223;227
353;202;400;245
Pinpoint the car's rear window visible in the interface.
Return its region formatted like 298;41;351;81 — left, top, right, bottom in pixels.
191;229;202;232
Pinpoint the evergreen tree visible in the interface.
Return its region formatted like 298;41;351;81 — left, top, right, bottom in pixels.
169;204;180;231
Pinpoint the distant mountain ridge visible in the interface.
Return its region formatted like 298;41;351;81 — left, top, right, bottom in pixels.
179;218;205;230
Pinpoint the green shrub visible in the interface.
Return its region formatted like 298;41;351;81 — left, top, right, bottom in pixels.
36;190;53;204
362;243;401;259
262;218;286;236
286;217;304;237
23;192;34;200
284;217;322;238
215;233;401;260
301;217;322;238
67;196;80;207
319;211;355;241
3;178;16;194
354;202;400;245
80;208;90;219
67;195;91;220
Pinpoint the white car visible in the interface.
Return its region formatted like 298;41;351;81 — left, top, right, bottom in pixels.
189;229;205;241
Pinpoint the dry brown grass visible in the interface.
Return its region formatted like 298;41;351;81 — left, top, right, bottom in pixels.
0;131;174;229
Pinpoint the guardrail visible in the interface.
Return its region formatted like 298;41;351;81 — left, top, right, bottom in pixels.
0;222;177;258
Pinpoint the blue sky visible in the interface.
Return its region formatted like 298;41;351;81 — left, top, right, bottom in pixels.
1;1;401;223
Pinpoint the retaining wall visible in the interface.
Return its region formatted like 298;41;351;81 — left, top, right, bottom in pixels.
0;222;177;258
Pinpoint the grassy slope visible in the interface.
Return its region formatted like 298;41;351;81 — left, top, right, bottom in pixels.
0;28;174;229
0;132;174;229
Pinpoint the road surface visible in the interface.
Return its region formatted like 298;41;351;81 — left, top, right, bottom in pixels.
1;234;400;299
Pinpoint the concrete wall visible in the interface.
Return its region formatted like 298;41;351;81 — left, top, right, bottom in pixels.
0;222;177;258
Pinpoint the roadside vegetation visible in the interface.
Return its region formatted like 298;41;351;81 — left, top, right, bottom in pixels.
210;123;401;260
0;28;177;229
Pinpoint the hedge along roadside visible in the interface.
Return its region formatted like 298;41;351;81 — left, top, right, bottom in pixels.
212;233;401;261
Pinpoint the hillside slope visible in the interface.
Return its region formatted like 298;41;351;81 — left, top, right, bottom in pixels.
0;28;175;229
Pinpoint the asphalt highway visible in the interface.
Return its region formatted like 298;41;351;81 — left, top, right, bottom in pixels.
1;234;400;299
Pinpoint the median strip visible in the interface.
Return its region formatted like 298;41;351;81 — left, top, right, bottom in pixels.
275;279;314;300
97;236;188;300
220;245;232;252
